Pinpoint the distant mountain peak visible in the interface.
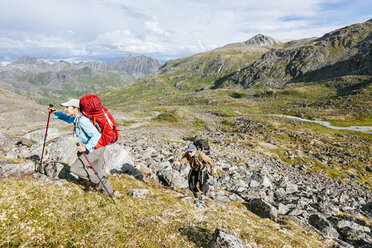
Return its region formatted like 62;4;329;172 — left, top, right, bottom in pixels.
12;56;40;65
244;34;281;47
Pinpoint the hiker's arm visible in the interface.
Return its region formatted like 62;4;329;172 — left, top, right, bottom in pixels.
201;152;215;174
53;112;74;123
208;161;216;175
174;153;187;166
78;117;101;152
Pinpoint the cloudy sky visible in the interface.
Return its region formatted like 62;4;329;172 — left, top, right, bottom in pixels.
0;0;371;62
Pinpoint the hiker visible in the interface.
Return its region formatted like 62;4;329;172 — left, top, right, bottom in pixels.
174;144;215;198
48;99;120;197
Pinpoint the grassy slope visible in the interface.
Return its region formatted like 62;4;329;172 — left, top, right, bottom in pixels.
0;173;330;248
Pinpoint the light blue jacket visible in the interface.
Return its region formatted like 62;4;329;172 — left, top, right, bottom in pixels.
53;112;101;152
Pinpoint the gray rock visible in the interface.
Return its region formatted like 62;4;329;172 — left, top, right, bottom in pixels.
308;214;339;238
103;143;133;175
115;163;144;179
128;188;149;198
288;208;303;217
274;188;286;198
246;198;277;222
45;135;79;165
333;239;354;248
22;128;60;144
322;226;339;239
282;182;298;194
210;228;247;248
42;161;66;179
247;171;272;189
279;215;310;229
361;202;372;216
339;226;372;246
142;146;157;159
239;188;274;203
157;168;188;188
16;138;36;147
335;220;370;233
213;194;231;203
148;161;170;173
278;203;290;215
228;194;244;202
0;162;35;177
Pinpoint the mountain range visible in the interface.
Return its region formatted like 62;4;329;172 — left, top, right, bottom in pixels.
0;55;162;104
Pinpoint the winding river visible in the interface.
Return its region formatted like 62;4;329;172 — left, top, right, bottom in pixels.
240;112;372;134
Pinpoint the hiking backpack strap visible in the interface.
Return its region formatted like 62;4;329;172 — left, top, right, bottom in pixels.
87;109;115;130
74;114;91;138
195;151;206;170
73;114;82;137
102;109;114;129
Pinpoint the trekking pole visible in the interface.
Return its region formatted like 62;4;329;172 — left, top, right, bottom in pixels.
76;143;116;204
37;104;54;173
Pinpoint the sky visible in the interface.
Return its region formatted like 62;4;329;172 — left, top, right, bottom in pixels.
0;0;371;62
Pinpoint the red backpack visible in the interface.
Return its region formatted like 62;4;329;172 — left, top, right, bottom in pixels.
80;94;119;149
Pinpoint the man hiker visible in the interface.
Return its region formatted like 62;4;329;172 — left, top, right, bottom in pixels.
174;144;215;198
48;99;121;198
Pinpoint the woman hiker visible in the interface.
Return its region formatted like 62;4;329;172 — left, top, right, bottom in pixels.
174;144;215;198
48;99;121;198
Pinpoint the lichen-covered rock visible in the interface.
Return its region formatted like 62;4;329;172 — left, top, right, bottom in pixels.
210;228;247;248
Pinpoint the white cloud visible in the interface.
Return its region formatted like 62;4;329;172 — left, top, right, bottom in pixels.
0;0;370;61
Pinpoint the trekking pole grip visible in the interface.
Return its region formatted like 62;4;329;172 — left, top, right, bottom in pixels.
48;104;56;113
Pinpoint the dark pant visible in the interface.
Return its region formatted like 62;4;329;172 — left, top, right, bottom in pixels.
70;147;113;195
188;169;209;197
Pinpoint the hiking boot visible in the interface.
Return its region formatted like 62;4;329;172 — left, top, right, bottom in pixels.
94;176;108;192
77;179;96;191
92;181;102;192
195;191;202;199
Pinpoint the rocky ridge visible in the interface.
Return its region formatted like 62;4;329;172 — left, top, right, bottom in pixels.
0;55;162;103
1;116;371;247
223;19;372;88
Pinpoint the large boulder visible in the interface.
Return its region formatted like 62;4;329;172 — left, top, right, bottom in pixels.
157;168;188;189
339;226;372;246
247;171;273;189
308;214;339;239
103;143;133;174
0;162;34;178
210;228;247;248
45;135;80;165
116;163;144;179
245;198;278;222
22;128;60;145
361;202;372;217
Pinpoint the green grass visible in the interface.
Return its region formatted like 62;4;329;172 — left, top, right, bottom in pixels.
328;115;372;127
153;110;178;123
0;174;332;248
221;120;235;127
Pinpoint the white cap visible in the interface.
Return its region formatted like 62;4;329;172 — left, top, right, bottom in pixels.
60;99;80;108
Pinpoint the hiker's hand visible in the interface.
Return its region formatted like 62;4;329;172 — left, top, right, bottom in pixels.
48;106;56;114
76;145;86;153
211;168;216;175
